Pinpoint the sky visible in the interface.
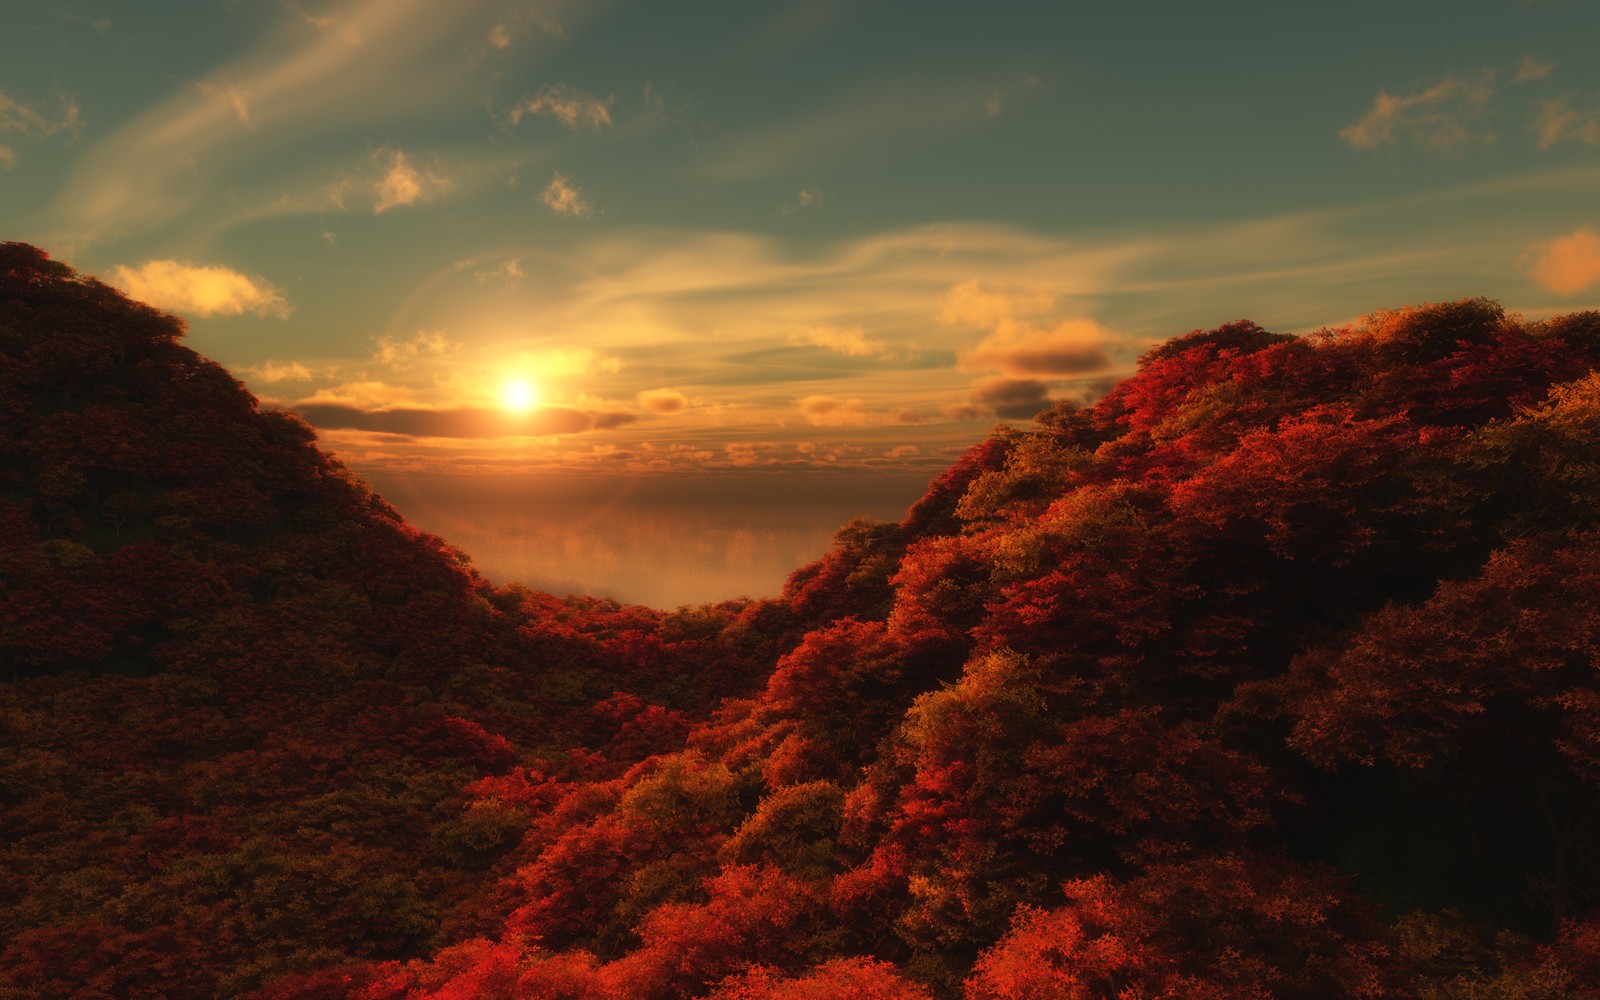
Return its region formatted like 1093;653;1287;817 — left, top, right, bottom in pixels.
5;0;1600;483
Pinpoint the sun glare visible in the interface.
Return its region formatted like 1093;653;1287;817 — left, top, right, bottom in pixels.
500;378;539;413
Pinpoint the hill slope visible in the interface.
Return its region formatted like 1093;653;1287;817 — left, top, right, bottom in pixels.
4;244;1600;998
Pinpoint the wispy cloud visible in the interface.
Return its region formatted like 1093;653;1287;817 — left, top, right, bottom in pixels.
373;148;449;213
541;171;592;216
1513;55;1555;84
197;79;253;127
781;184;824;216
248;360;315;382
787;323;892;358
374;329;456;370
0;89;80;166
1532;95;1600;149
1526;225;1600;295
475;256;526;290
483;8;565;53
509;83;613;130
109;260;290;318
1341;70;1496;152
48;0;556;239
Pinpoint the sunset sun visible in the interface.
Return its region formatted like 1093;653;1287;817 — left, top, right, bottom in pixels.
500;378;539;413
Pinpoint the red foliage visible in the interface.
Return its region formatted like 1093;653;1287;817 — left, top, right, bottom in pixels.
966;856;1405;1000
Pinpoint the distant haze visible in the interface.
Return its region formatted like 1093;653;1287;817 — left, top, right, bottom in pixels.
365;471;933;607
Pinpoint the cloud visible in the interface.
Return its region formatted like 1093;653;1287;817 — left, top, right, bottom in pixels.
374;329;456;370
1340;71;1496;152
939;279;1056;328
942;281;1114;377
0;89;80;166
787;323;892;358
49;0;538;237
483;9;566;54
475;257;526;290
518;346;621;378
889;407;930;424
541;171;592;216
637;388;689;414
0;89;80;140
294;402;635;438
509;84;612;130
198;79;253;127
299;380;415;408
109;260;291;318
1526;225;1600;295
969;376;1052;419
985;90;1002;118
1514;56;1555;84
373;148;448;213
798;394;867;426
1532;95;1600;149
781;184;824;215
248;360;315;382
962;321;1113;377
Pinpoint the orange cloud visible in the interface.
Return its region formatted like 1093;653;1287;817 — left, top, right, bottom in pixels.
374;329;455;370
0;89;79;168
938;280;1055;329
198;79;252;127
248;360;314;382
638;389;688;414
943;281;1114;377
541;172;592;217
109;260;290;318
798;394;867;426
1513;56;1555;84
787;323;891;358
373;148;448;213
510;84;612;131
1527;226;1600;295
1341;71;1495;152
1532;95;1600;149
0;89;80;140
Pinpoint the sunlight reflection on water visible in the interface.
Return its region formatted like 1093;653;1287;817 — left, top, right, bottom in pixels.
362;473;931;609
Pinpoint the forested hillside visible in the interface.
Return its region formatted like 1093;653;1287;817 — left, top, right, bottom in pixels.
4;242;1600;998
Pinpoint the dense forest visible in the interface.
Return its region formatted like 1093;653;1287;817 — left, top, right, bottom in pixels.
3;240;1600;998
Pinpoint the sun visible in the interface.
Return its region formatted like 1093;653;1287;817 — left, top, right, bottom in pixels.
500;378;539;413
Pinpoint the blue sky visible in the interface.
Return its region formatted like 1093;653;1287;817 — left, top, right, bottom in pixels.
5;0;1600;478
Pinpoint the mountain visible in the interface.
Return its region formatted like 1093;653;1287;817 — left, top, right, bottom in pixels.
4;242;1600;998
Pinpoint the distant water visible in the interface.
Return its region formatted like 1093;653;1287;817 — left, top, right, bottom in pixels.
361;472;932;609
